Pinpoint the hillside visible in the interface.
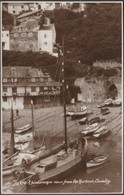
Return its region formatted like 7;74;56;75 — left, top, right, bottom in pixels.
53;3;121;65
2;3;121;80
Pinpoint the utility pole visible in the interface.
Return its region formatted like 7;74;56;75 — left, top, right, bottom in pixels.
10;100;15;155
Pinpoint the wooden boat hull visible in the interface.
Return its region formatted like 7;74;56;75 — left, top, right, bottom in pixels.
82;123;99;136
3;143;64;180
86;155;108;168
15;124;32;134
79;117;87;125
27;154;86;188
93;129;110;138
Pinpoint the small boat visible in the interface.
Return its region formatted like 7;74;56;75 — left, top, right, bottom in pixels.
101;108;110;115
89;117;100;125
104;98;113;106
112;98;122;106
79;117;87;125
67;106;87;119
93;128;109;138
14;142;30;151
93;126;107;134
15;124;32;134
14;132;33;144
86;154;108;168
82;123;99;136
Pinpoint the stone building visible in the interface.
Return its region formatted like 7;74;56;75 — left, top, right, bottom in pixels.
9;9;56;55
75;62;122;103
2;66;62;109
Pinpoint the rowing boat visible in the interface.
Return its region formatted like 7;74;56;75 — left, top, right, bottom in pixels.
86;155;108;168
82;123;99;136
15;124;32;134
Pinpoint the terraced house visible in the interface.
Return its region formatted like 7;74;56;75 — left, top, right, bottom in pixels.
2;66;62;109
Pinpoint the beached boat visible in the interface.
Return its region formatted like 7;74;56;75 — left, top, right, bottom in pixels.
82;123;99;136
93;128;109;138
67;106;87;119
112;98;122;106
79;117;87;125
101;108;110;115
93;126;107;134
86;155;108;168
89;117;100;125
15;124;32;134
14;132;33;144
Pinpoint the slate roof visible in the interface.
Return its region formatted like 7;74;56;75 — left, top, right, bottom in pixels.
17;9;43;19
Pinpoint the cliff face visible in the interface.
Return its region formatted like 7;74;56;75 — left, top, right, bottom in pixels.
75;75;121;103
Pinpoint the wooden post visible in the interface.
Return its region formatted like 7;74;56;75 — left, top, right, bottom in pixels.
10;100;15;155
31;100;35;149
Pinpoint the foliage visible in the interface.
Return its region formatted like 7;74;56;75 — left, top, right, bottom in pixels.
54;3;121;65
2;10;14;26
2;50;57;78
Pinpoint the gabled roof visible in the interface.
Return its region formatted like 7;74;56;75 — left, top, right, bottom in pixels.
17;9;43;19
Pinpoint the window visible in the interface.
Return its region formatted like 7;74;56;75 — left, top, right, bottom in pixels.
3;87;7;92
44;42;47;46
40;78;44;82
11;78;17;82
3;78;7;83
44;95;50;102
44;78;48;82
14;33;19;37
31;78;36;82
53;86;57;90
3;97;7;102
21;33;26;37
44;34;47;38
12;87;17;93
31;87;36;92
40;87;44;92
2;42;5;49
7;78;11;82
44;87;48;91
28;33;33;37
48;87;52;91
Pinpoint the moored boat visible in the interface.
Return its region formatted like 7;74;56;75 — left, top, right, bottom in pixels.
79;117;87;125
15;124;32;134
82;123;99;136
67;106;87;119
93;128;109;138
86;154;108;168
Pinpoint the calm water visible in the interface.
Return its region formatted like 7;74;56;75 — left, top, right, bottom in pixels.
27;129;122;193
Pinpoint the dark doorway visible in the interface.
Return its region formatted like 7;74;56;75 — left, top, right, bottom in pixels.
108;84;118;100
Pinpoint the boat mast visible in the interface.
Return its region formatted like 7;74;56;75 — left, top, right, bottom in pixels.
10;100;15;155
61;36;67;153
31;100;35;149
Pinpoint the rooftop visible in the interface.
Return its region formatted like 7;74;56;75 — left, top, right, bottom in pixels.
17;9;43;19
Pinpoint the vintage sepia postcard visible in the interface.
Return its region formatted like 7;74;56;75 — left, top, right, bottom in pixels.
1;1;123;194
